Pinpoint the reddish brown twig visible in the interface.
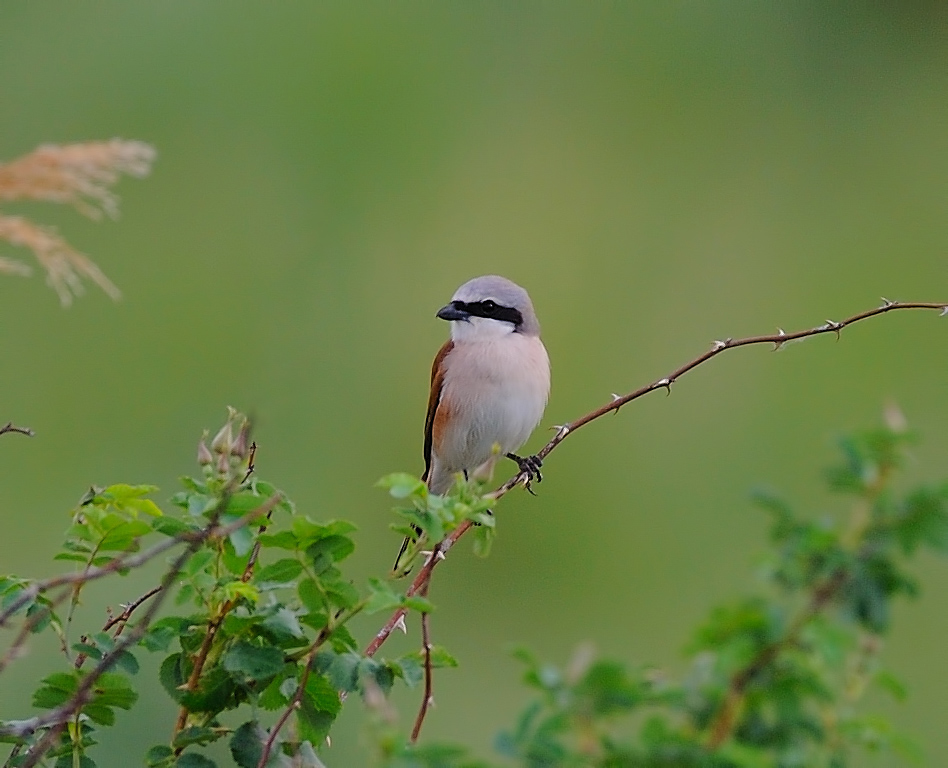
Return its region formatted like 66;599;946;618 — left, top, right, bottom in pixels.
409;582;434;743
365;525;472;658
72;585;163;670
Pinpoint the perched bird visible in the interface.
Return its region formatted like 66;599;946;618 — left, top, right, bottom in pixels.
395;275;551;569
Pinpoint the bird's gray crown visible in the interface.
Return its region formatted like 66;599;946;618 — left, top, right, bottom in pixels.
450;275;541;335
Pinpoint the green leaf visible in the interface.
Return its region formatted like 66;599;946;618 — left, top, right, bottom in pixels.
173;726;223;749
142;620;185;653
255;558;303;584
159;653;190;703
896;486;948;554
262;606;304;639
328;624;358;652
98;520;152;551
364;578;402;614
295;674;340;746
875;669;909;702
298;578;325;613
221;580;260;605
224;517;255;557
145;745;174;767
317;650;360;692
378;473;427;499
305;673;341;717
90;672;138;709
256;530;298;550
403;595;435;613
223;640;285;681
175;754;217;768
306;535;355;568
54;755;97;768
393;655;424;688
259;668;293;711
472;523;494;558
152;517;196;538
229;721;264;768
406;645;459;669
179;666;239;713
182;550;215;578
323;578;359;610
32;671;79;708
83;703;116;726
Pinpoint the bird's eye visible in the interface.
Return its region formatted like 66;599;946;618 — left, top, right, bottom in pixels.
482;300;497;313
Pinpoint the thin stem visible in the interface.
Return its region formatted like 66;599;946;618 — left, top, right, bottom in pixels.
72;585;163;670
409;581;434;743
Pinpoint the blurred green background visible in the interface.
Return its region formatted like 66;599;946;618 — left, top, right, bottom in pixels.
1;2;947;765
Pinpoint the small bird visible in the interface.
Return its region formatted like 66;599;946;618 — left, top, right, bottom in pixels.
395;275;551;569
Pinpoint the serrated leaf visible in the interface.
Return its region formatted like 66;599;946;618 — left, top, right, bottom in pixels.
323;579;359;610
223;641;285;681
255;558;303;584
173;726;222;749
258;671;293;711
393;656;424;688
53;552;92;564
229;721;264;768
152;517;195;538
32;672;78;708
306;536;355;568
179;666;239;713
402;596;435;613
90;672;137;709
145;745;174;767
298;579;325;613
83;703;116;726
175;753;217;768
262;607;304;639
256;530;298;550
159;653;190;702
225;519;255;557
364;578;402;614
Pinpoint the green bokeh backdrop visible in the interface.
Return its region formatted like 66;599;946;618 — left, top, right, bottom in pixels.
1;3;947;765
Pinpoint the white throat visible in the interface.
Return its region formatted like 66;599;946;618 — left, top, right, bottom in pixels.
450;316;518;343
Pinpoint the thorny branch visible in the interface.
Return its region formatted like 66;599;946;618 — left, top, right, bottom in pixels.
73;585;163;670
0;422;34;438
365;299;948;737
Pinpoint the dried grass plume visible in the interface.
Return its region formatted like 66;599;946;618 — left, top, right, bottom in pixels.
0;139;155;305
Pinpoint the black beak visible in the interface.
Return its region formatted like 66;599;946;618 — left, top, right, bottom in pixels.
436;302;470;322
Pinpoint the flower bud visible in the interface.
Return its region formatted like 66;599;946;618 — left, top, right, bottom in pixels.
210;422;233;455
197;439;213;466
231;422;249;458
